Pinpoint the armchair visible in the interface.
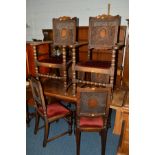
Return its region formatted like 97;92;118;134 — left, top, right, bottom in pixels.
72;14;123;96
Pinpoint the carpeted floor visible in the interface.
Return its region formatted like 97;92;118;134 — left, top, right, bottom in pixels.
26;107;120;155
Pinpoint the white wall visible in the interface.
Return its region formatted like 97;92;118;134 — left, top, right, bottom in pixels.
26;0;129;41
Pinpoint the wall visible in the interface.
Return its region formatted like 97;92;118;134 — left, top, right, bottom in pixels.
26;0;129;41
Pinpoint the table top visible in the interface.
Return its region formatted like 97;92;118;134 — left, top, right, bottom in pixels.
43;79;77;103
42;78;128;108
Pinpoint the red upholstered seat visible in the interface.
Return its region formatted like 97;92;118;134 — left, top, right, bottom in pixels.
39;103;70;118
39;55;72;64
79;116;103;128
39;56;63;64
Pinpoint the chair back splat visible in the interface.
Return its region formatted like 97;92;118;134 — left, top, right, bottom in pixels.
30;77;46;115
53;16;78;46
88;15;120;49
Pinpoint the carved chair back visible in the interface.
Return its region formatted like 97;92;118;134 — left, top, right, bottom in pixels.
88;14;121;49
30;77;47;116
53;16;78;46
76;87;112;128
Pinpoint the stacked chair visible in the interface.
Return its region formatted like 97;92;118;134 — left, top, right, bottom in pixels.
33;16;78;95
72;14;122;96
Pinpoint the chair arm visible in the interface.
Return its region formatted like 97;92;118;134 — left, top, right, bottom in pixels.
71;42;88;48
88;42;125;50
113;42;125;50
28;41;53;46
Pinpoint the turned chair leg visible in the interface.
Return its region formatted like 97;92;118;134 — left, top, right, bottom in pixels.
34;112;40;134
71;114;73;135
43;121;49;147
26;103;30;127
68;114;73;135
101;129;107;155
73;111;76;134
107;109;112;128
76;129;81;155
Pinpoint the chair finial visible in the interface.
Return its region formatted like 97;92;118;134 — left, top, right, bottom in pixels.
108;3;111;15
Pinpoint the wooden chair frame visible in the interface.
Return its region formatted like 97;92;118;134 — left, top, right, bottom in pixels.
33;16;78;95
75;87;112;155
29;77;73;147
72;14;122;96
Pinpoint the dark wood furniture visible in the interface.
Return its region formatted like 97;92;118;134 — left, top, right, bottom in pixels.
26;16;129;153
41;78;127;137
75;87;112;155
41;78;126;106
72;14;124;96
26;81;35;126
26;23;128;143
31;16;79;95
29;77;73;147
26;41;52;77
26;26;126;87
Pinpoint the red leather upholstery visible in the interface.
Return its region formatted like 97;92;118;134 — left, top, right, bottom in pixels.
39;103;70;118
79;116;103;128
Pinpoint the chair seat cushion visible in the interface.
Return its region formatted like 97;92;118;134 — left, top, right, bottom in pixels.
79;116;103;128
77;60;111;69
39;55;72;64
39;103;70;118
39;56;63;64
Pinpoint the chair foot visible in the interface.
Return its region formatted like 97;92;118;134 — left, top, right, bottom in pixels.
107;109;112;128
69;129;72;135
101;129;107;155
76;129;81;155
43;141;47;147
26;119;30;127
69;121;72;135
34;112;40;135
72;110;76;135
69;125;72;135
26;123;30;128
67;112;73;135
34;130;37;135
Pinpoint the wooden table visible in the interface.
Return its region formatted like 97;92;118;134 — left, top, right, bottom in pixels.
43;79;77;103
43;78;126;102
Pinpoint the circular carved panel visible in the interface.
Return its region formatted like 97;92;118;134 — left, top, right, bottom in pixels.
99;28;106;38
88;98;98;109
61;28;67;38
